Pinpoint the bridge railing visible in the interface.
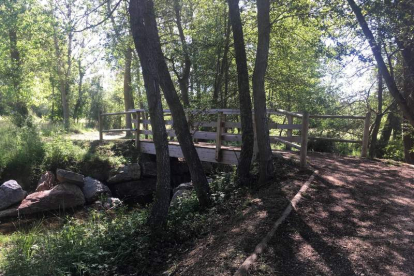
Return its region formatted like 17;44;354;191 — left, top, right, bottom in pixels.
99;108;309;167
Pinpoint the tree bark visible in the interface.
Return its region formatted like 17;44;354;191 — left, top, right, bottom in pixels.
377;103;401;157
129;0;171;228
252;0;274;182
123;46;135;136
227;0;254;185
369;69;383;158
137;0;211;207
347;0;414;127
173;0;191;107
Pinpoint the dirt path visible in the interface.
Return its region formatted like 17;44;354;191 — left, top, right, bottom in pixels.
170;152;414;276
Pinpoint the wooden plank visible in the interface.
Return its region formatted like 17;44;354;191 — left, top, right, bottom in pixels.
286;115;293;150
361;112;371;157
300;111;309;168
308;137;362;143
101;111;135;116
270;137;301;149
267;109;303;118
268;123;302;130
139;141;240;165
310;114;366;119
215;112;223;161
135;111;140;148
269;136;301;143
102;128;135;133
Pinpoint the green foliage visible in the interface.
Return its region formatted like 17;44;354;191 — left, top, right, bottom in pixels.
0;118;45;189
0;173;243;276
382;138;404;161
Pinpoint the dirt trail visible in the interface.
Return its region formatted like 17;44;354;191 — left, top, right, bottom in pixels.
170;152;414;276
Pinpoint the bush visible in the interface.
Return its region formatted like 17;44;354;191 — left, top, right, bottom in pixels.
0;120;45;190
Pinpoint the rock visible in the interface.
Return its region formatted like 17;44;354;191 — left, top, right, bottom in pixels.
107;163;141;184
56;169;84;187
170;189;193;207
82;177;112;203
35;171;56;192
0;207;18;219
0;180;27;211
91;197;122;210
173;182;193;194
170;182;193;207
140;161;157;177
112;179;156;204
18;184;85;215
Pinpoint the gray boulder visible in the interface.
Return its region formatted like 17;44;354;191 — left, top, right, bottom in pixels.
107;163;141;184
35;171;56;192
113;179;156;204
171;182;193;207
56;169;84;187
82;177;111;203
0;207;19;219
18;184;85;215
0;180;27;211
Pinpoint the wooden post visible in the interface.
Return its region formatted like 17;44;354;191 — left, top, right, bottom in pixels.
361;112;371;158
286;115;293;150
99;112;103;142
215;112;223;161
300;111;309;168
135;111;141;149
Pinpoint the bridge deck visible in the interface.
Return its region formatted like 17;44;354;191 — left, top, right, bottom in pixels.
139;140;242;165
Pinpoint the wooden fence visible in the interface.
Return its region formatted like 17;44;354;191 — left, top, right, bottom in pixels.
98;109;371;167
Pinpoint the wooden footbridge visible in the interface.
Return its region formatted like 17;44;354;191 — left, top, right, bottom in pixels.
99;109;371;167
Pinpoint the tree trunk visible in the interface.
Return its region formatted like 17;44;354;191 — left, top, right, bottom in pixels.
369;69;384;158
124;47;135;136
174;0;191;107
347;0;414;127
73;59;84;122
403;122;414;164
129;0;171;228
227;0;254;184
137;0;211;207
377;103;400;157
252;0;274;182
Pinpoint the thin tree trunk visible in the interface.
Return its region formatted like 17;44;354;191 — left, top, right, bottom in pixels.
73;59;84;122
227;0;254;184
369;69;384;158
377;103;400;157
124;47;135;136
347;0;414;126
129;0;171;228
138;0;211;207
252;0;274;182
174;0;191;107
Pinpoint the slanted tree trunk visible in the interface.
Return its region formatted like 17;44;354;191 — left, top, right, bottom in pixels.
347;0;414;126
377;103;401;157
173;0;191;107
123;47;135;136
252;0;274;182
227;0;254;184
73;59;85;122
369;69;384;158
129;0;171;228
136;0;211;207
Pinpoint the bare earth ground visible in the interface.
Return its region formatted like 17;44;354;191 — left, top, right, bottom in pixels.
168;152;414;276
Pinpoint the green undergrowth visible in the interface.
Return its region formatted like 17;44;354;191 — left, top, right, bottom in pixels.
0;117;136;191
0;172;245;276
